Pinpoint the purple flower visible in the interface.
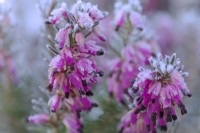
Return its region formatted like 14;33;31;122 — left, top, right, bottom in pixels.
49;55;65;71
34;1;107;132
114;0;143;31
63;113;82;133
48;94;62;112
55;28;70;49
107;42;152;103
77;41;104;56
65;96;94;112
122;53;191;132
49;3;68;24
27;114;50;124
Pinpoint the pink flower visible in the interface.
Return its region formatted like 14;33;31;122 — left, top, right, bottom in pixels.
93;26;106;41
129;11;143;30
78;13;94;30
113;0;143;31
107;42;152;103
77;41;104;56
65;96;94;112
124;53;191;132
49;55;65;71
89;5;107;21
49;3;68;24
48;94;62;112
62;113;82;133
55;28;70;49
75;32;85;46
40;1;107;132
27;114;50;124
120;110;156;133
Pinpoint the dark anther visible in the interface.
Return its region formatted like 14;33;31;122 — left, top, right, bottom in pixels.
151;53;156;57
45;20;51;24
65;92;69;98
160;111;164;118
76;111;81;118
160;125;167;131
96;50;104;56
98;71;104;77
92;103;98;107
115;26;120;31
79;90;86;95
70;65;75;71
151;113;157;126
82;80;87;87
151;99;155;103
137;98;143;105
166;114;172;122
133;87;139;93
120;100;126;106
130;79;135;85
172;115;177;121
134;108;140;114
140;105;147;111
136;97;141;102
47;84;53;92
86;91;93;96
178;103;187;115
53;69;59;76
137;27;143;31
119;128;124;133
146;125;151;131
187;93;192;97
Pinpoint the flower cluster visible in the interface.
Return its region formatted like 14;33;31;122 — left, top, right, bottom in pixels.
114;0;143;31
27;90;83;132
107;42;153;103
28;0;107;132
107;0;155;103
120;53;191;132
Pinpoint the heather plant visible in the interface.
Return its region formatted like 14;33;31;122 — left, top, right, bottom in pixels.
27;0;108;132
106;0;158;105
5;0;194;133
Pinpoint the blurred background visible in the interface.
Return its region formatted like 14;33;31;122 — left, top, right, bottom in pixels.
0;0;200;133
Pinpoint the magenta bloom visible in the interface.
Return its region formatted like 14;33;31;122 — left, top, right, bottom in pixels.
27;114;50;124
107;41;152;103
121;53;191;132
48;94;62;112
120;110;155;133
32;1;108;132
65;96;96;112
63;113;82;133
114;0;143;31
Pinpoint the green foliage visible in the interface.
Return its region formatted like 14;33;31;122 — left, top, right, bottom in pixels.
83;96;123;133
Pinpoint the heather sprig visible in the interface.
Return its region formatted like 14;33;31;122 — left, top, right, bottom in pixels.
120;53;191;132
107;0;157;104
28;0;107;132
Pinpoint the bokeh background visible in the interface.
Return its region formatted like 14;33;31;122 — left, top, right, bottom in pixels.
0;0;200;133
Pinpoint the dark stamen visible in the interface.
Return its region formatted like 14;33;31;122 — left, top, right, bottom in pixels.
86;91;93;96
160;125;167;131
96;50;104;56
160;111;164;118
172;115;177;121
